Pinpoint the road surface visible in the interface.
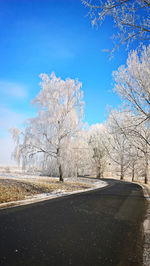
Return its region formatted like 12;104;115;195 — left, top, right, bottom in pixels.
0;179;147;266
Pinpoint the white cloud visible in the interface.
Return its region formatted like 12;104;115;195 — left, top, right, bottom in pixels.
0;80;28;99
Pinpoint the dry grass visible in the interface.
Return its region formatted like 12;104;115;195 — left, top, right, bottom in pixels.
0;178;91;204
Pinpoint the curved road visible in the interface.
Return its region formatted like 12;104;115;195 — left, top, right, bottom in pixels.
0;179;147;266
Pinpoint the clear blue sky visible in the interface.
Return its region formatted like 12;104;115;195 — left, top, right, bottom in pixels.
0;0;129;165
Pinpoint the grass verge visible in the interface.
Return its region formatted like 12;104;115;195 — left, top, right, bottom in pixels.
0;178;91;204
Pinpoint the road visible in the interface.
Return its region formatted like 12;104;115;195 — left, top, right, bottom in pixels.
0;179;147;266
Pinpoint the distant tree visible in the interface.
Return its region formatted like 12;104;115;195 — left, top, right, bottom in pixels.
88;124;109;178
132;125;150;184
106;110;132;180
82;0;150;52
11;72;84;182
113;45;150;124
122;115;150;184
107;108;150;183
70;131;92;177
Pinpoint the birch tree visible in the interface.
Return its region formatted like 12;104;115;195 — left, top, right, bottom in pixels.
11;72;84;182
113;45;150;123
107;108;150;183
88;124;109;178
107;110;132;180
123;116;150;184
69;131;92;177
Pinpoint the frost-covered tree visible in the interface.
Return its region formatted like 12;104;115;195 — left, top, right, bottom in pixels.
113;45;150;123
106;110;132;180
107;108;150;183
133;125;150;184
111;45;150;182
124;116;150;184
82;0;150;52
88;124;109;178
11;72;84;182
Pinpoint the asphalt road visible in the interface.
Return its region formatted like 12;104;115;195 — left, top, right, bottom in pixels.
0;179;147;266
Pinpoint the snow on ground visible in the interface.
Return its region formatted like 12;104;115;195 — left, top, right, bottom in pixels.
0;172;43;180
0;172;108;210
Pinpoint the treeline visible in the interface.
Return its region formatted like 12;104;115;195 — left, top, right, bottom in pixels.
11;45;150;183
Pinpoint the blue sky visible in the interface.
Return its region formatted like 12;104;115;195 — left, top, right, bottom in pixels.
0;0;129;165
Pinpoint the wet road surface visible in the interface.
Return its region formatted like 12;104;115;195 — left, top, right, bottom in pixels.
0;179;147;266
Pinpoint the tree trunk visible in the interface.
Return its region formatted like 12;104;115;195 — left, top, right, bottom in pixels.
96;166;103;178
131;162;135;182
75;166;79;178
120;173;124;180
145;154;148;184
59;164;64;182
57;146;64;182
96;167;100;178
120;154;125;180
96;166;99;178
120;163;124;180
145;174;148;184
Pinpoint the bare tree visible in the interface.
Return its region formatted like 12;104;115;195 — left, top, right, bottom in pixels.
107;108;150;183
88;124;109;178
70;130;93;177
11;72;84;182
82;0;150;52
113;45;150;123
125;119;150;184
106;110;132;180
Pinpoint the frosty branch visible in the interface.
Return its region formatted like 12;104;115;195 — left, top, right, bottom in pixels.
82;0;150;52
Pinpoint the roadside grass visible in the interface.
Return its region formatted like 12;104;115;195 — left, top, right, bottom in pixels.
0;178;91;204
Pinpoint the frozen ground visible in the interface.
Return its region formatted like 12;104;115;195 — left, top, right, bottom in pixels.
0;172;108;209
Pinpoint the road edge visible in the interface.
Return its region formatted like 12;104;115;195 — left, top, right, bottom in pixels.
137;183;150;266
0;180;109;211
